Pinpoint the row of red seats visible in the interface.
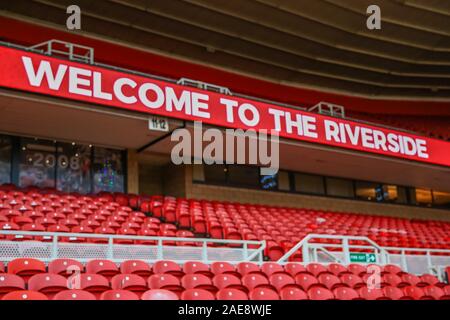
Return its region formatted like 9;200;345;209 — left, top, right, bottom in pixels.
1;258;449;300
140;197;450;260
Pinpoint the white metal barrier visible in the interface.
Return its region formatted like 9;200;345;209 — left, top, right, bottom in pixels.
277;234;450;280
0;231;265;264
28;39;94;64
308;101;345;118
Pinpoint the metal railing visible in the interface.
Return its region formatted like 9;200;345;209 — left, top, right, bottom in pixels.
0;231;265;264
177;77;232;95
276;233;450;279
308;102;346;118
28;40;94;64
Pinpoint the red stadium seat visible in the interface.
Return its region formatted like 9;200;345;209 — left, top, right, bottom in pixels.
148;274;183;295
249;287;279;300
333;287;360;300
269;273;297;291
403;286;425;300
327;263;349;276
100;289;139;300
422;285;449;300
339;273;365;289
141;289;179;300
183;261;213;278
153;260;184;278
48;258;84;277
295;273;321;291
79;274;110;298
28;273;68;299
307;287;334;300
212;274;246;292
347;264;367;276
120;260;152;278
2;290;48;300
279;287;307;300
236;262;261;276
382;264;404;275
181;274;216;293
216;288;248;300
210;262;238;277
317;273;343;290
111;274;147;294
53;289;96;300
86;259;120;280
181;288;215;300
284;263;307;277
383;286;407;300
400;273;420;287
260;262;284;277
241;274;272;291
7;258;46;280
417;274;439;287
306;263;328;277
358;287;386;300
0;274;26;298
383;273;402;287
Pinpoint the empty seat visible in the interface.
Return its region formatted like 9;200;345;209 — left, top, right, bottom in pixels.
382;264;404;275
181;288;215;300
2;290;48;300
181;274;216;293
48;258;84;277
153;260;184;278
347;264;367;276
339;273;365;289
79;274;110;298
260;262;284;277
212;274;246;292
183;261;213;278
284;263;307;277
236;262;261;276
269;273;297;291
400;273;420;287
317;273;343;290
210;262;238;277
383;286;406;300
417;274;439;287
111;274;147;294
307;287;334;300
148;274;183;294
306;263;328;277
327;263;349;276
358;287;385;300
120;260;152;278
7;258;46;280
100;289;139;300
295;273;320;291
0;274;26;298
53;289;96;300
86;259;120;279
241;274;272;291
216;288;248;300
422;285;449;300
279;287;307;300
28;273;68;299
403;286;425;300
248;287;279;300
333;287;360;300
141;289;179;300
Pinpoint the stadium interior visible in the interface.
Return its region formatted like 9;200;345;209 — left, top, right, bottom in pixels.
0;0;449;301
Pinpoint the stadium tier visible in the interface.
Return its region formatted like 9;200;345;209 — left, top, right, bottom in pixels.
0;258;449;300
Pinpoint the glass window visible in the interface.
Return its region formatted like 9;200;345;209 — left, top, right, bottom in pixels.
326;177;354;198
278;171;291;191
432;190;450;208
93;147;124;193
0;135;12;185
19;138;56;188
56;142;91;193
294;173;325;195
396;186;408;204
355;181;377;201
227;165;259;187
410;188;433;206
204;164;227;184
260;169;278;190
